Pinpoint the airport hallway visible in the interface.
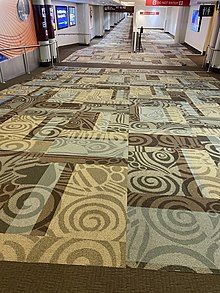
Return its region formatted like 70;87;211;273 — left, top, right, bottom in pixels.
0;17;220;292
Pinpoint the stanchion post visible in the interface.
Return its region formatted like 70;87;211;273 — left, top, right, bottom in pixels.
49;43;54;67
24;47;31;74
0;66;5;83
56;41;61;63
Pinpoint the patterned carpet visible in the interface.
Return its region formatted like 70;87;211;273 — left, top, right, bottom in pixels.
64;17;197;67
0;17;220;280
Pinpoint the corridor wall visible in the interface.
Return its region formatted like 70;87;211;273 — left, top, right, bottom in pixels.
165;7;179;36
93;6;105;37
89;5;104;40
53;0;79;47
0;0;38;81
53;3;106;46
0;0;37;60
135;6;166;29
185;5;212;53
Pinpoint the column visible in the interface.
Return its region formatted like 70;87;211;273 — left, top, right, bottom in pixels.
110;12;115;27
45;0;57;60
114;12;117;25
94;6;104;37
164;7;170;33
77;4;90;44
104;12;111;31
206;6;220;66
116;12;119;24
133;6;138;52
32;0;51;65
174;7;190;43
211;28;220;68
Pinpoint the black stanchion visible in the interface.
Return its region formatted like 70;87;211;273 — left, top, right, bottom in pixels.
138;26;143;52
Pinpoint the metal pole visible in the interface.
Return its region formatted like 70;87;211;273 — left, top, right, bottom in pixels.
49;43;54;67
133;31;137;53
23;47;30;74
137;32;140;52
0;66;5;83
23;48;27;74
56;41;61;63
203;50;208;68
26;49;30;74
131;32;134;53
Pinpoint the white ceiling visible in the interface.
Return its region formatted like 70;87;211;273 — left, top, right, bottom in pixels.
57;0;134;6
121;0;135;5
57;0;120;5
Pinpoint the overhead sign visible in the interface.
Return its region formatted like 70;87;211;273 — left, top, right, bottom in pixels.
104;6;134;13
69;7;76;26
140;11;159;15
191;10;200;32
56;6;68;30
145;0;190;6
104;6;126;12
199;5;215;17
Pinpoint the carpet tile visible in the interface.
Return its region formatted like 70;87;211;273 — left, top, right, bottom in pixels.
0;233;125;268
64;18;197;67
0;17;219;277
127;207;220;274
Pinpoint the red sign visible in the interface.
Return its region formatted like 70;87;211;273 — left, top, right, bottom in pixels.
146;0;190;6
140;11;160;15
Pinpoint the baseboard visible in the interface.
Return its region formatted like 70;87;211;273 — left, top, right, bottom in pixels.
165;31;174;38
39;61;51;67
209;66;220;73
182;42;202;54
78;43;90;46
58;43;86;49
140;27;164;30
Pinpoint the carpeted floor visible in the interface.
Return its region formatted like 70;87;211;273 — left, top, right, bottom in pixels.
64;17;198;67
0;16;220;292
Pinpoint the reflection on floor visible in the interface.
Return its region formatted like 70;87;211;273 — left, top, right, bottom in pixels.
0;17;220;276
64;18;197;66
